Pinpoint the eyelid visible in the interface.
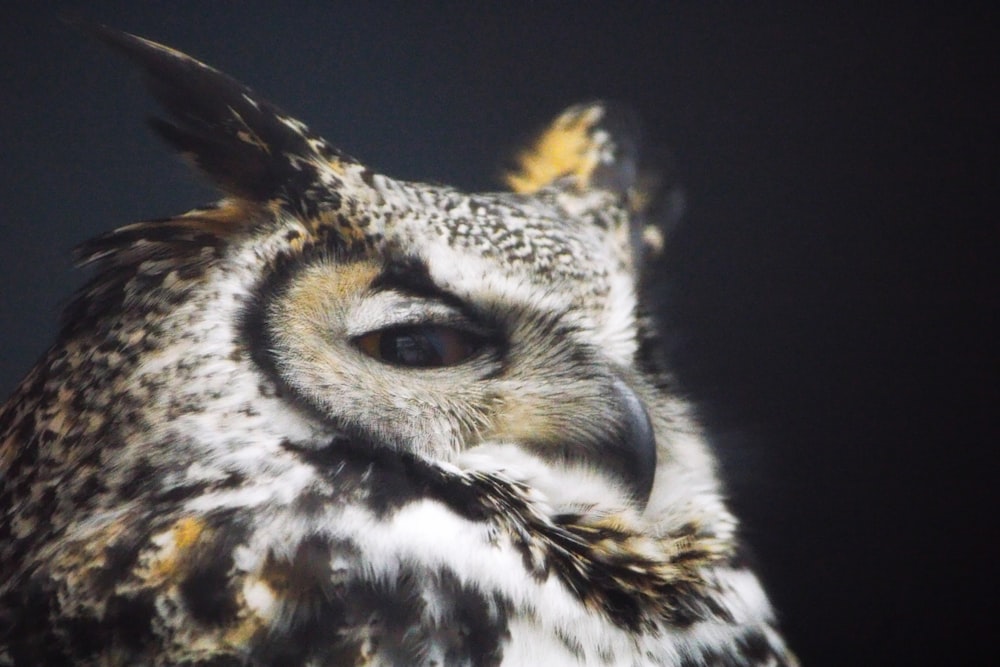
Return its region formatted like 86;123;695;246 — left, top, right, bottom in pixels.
345;290;488;339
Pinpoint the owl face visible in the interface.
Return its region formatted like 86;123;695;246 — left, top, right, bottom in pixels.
0;24;796;667
255;183;658;504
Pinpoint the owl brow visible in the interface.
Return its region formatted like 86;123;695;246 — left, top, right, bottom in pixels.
369;257;468;312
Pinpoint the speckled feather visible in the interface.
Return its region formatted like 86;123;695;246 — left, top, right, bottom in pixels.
0;25;796;666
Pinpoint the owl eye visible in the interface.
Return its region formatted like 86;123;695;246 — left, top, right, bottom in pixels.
354;325;480;368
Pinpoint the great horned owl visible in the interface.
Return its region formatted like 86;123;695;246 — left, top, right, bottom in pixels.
0;25;796;667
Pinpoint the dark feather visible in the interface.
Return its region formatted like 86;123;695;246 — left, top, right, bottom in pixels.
70;20;352;202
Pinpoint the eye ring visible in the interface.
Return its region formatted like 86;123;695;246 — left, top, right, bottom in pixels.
354;325;481;368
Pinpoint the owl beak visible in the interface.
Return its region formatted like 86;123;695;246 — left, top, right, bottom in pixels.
602;376;657;507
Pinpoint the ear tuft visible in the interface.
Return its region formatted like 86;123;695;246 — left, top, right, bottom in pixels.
72;21;356;205
506;102;640;198
508;102;680;262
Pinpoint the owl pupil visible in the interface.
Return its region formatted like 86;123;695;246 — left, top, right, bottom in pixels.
384;328;439;366
365;325;473;368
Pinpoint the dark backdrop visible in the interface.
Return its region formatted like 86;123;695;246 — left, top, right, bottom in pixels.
1;3;994;666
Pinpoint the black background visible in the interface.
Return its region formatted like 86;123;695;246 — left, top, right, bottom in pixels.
1;3;994;665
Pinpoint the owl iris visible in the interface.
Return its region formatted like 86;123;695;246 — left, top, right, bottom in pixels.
355;325;480;368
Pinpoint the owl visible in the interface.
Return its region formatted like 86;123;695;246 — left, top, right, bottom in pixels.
0;25;796;667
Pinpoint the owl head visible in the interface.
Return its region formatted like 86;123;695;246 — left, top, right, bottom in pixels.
36;23;722;525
